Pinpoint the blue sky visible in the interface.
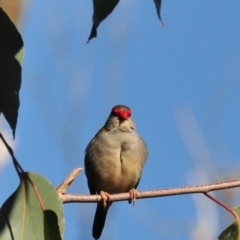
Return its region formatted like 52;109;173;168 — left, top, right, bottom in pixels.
1;1;240;239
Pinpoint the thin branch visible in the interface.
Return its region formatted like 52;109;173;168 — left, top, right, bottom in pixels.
56;168;83;195
57;168;240;204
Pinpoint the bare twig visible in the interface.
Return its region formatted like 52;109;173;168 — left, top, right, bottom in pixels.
57;168;240;204
56;168;83;195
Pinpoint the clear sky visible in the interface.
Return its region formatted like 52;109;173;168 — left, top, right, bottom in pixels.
1;1;240;239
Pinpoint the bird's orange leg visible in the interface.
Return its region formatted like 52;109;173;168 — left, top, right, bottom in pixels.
129;188;138;205
100;191;111;207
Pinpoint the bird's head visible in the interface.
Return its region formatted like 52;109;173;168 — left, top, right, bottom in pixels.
105;105;135;130
111;105;131;120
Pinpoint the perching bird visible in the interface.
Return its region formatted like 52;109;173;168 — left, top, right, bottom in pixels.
84;105;148;239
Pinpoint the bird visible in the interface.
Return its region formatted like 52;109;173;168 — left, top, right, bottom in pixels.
84;104;148;239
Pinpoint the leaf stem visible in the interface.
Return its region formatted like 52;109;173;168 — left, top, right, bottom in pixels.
0;132;45;211
204;192;240;240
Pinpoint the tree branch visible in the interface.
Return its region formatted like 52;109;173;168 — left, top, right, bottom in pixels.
57;168;240;204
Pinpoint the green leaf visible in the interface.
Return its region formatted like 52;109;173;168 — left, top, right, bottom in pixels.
218;206;240;240
233;205;240;216
14;47;24;66
0;172;64;240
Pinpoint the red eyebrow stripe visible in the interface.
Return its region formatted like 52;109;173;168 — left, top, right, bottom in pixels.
112;107;131;120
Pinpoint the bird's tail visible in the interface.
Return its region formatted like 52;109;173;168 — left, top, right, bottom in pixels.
92;202;112;239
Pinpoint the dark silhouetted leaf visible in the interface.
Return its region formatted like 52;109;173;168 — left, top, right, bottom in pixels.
218;206;240;240
0;172;64;240
153;0;165;26
0;7;24;138
87;0;120;43
44;210;62;240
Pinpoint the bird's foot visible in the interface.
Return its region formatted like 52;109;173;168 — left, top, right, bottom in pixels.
129;188;138;206
100;191;111;207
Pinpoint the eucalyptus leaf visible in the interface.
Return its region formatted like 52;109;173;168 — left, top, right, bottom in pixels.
0;172;64;240
218;205;240;240
87;0;120;43
0;7;24;137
